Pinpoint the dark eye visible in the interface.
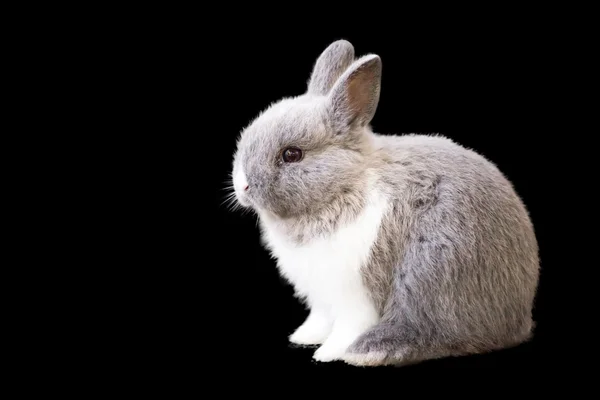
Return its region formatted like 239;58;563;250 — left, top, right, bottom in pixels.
282;147;303;163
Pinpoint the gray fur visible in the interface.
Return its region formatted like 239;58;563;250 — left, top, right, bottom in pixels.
349;135;539;365
230;40;540;367
307;39;355;95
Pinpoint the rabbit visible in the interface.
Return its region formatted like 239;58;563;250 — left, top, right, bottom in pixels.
228;39;540;367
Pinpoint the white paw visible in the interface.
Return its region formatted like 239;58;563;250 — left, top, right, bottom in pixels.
289;313;332;345
311;321;375;363
289;323;330;345
312;341;349;362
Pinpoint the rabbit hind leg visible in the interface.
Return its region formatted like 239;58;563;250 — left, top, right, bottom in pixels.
342;323;455;367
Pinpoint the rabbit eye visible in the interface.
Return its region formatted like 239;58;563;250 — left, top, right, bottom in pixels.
282;147;303;163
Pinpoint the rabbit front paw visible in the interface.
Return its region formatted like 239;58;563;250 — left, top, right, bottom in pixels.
289;309;332;346
312;327;365;362
313;340;349;362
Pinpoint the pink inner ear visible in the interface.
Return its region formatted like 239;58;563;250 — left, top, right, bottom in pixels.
338;59;380;125
347;73;368;114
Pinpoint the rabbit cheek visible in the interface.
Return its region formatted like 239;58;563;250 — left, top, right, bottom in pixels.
273;175;305;216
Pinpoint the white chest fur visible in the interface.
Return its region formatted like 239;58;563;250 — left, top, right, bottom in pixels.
259;188;389;318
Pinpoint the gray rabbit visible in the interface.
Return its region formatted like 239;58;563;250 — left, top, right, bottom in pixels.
229;40;540;367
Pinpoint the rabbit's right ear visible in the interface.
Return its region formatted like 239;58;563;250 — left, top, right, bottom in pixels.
307;40;355;96
326;54;382;131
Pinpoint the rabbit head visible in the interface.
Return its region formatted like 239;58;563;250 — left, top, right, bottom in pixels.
231;40;382;218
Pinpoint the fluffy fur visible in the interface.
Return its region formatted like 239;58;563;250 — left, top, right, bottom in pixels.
228;39;540;367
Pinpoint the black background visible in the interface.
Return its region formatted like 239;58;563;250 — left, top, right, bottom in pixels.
114;20;576;381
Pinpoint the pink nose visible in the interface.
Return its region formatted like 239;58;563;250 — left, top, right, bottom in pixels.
244;185;249;191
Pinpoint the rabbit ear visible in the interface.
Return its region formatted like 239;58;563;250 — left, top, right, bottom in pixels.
307;40;355;96
327;54;382;130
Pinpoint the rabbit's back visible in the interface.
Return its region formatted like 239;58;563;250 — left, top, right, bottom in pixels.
373;133;531;224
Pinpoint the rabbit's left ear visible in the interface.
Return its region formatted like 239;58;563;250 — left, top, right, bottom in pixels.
307;40;355;96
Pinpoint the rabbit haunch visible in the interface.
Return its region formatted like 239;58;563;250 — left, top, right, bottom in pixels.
230;39;539;367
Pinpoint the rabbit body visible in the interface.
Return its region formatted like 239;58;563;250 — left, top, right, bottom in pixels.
230;40;539;366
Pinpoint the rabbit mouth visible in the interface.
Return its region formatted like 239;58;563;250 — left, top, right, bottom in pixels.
235;191;252;207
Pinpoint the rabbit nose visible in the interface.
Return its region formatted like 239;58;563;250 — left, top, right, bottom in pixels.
233;165;249;194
